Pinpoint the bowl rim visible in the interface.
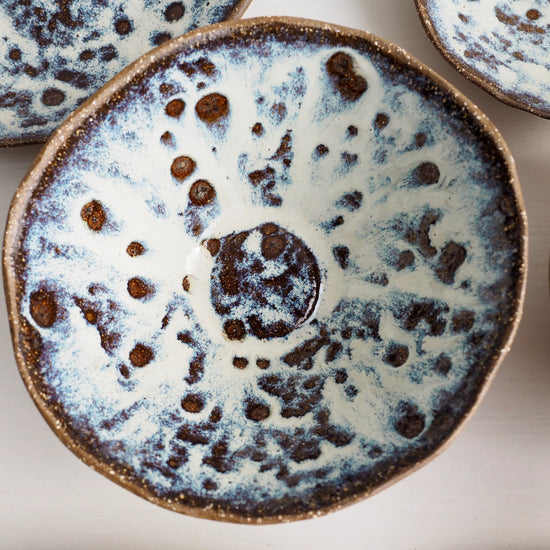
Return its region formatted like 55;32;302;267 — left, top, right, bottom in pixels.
0;0;254;148
3;15;528;524
414;0;550;120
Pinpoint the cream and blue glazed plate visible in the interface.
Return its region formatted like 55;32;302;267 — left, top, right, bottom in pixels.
0;0;251;146
415;0;550;118
4;17;527;522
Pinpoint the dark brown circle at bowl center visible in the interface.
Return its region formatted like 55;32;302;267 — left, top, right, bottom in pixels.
210;223;321;340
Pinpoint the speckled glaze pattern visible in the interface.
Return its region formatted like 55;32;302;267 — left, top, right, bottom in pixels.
415;0;550;118
4;19;526;522
0;0;251;146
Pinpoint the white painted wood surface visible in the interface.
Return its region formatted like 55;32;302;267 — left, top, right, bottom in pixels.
1;1;548;547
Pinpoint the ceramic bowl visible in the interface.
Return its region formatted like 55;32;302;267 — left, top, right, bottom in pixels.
415;0;550;118
4;17;527;523
0;0;252;147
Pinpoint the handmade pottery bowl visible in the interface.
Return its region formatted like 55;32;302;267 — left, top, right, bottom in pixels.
4;17;527;523
415;0;550;118
0;0;252;147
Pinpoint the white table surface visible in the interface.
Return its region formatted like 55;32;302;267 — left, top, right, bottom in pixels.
1;1;549;548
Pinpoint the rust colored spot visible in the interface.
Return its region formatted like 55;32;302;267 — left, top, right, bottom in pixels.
256;358;270;369
326;52;367;101
181;393;205;413
261;234;287;260
202;238;221;257
127;277;154;299
160;131;174;147
182;276;191;292
159;83;176;97
79;49;95;61
374;113;389;129
233;357;249;369
171;156;196;181
165;1;185;21
81;200;106;231
84;309;97;324
189;179;215;206
9;48;21;61
29;288;57;328
195;93;229;124
526;9;541;21
165;98;185;118
41;87;65;106
412;162;440;185
246;401;270;421
384;344;409;367
252;122;264;136
114;17;132;36
260;222;278;236
129;343;154;367
224;319;245;341
126;241;145;257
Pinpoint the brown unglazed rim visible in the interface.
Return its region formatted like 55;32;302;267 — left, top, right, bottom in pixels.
414;0;550;119
3;16;528;523
0;0;253;148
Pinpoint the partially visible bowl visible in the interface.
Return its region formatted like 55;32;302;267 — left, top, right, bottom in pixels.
415;0;550;118
3;17;527;523
0;0;252;147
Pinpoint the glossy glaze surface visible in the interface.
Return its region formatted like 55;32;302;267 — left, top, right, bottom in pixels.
4;18;525;522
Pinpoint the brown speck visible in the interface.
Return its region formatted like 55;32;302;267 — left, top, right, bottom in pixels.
160;131;175;147
315;144;329;157
195;93;229;124
29;288;57;328
127;241;145;257
81;200;106;231
233;357;249;369
41;87;65;106
326;52;367;101
256;358;270;369
182;276;191;292
127;277;154;299
384;344;409;367
395;403;425;439
412;162;440;185
79;49;95;61
165;98;185;118
181;393;205;413
171;156;196;181
159;83;176;97
129;343;154;367
165;1;185;21
374;113;389;129
202;238;220;256
246;401;270;421
261;234;287;260
9;48;21;61
189;180;215;206
252;122;264;136
114;17;132;35
224;319;245;341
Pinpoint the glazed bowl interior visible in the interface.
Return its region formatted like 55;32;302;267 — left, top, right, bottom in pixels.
3;17;526;523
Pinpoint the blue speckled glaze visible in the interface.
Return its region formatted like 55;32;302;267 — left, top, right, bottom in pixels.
8;20;524;520
417;0;550;117
0;0;248;145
